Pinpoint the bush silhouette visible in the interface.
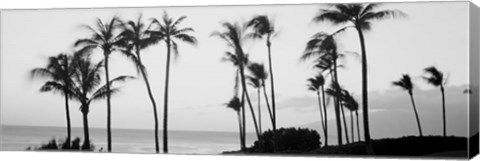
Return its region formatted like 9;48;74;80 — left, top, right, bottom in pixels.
250;127;321;153
29;137;94;151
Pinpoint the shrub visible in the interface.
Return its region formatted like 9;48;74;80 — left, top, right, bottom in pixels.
250;127;321;153
28;137;94;151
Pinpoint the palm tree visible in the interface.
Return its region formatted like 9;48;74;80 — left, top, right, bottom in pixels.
326;82;350;144
68;53;133;150
225;97;244;149
307;74;328;146
423;66;447;137
222;51;249;150
313;3;406;151
118;15;163;153
246;15;277;130
393;74;423;137
212;22;261;139
148;12;197;153
302;32;343;145
75;16;124;152
340;90;360;142
31;53;74;149
247;62;275;133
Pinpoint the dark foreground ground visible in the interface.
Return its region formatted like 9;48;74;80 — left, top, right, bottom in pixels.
224;136;468;158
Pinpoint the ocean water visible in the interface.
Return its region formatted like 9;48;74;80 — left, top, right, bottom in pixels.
0;125;257;154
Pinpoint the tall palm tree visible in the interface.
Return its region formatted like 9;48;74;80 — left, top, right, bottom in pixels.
212;22;261;139
225;96;244;150
68;53;133;150
313;3;405;151
307;74;328;146
246;15;277;130
302;32;343;145
423;66;447;137
393;74;423;137
326;82;350;144
149;12;197;153
75;16;124;152
340;90;360;142
247;62;275;133
222;51;249;150
31;53;74;149
118;15;163;153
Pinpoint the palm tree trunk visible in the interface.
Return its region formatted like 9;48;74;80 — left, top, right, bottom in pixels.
441;86;446;137
266;37;276;131
409;92;423;137
138;53;160;153
241;90;246;150
81;109;90;150
104;53;112;152
332;62;343;145
163;40;172;153
239;65;261;138
340;103;350;144
321;86;328;146
257;88;262;133
356;27;373;155
350;111;354;142
356;111;361;141
63;89;71;149
316;91;326;146
262;86;274;125
237;111;244;150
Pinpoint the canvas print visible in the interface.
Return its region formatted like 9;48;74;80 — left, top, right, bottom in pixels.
0;1;478;159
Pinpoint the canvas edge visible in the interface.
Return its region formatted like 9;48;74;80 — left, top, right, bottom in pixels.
469;1;480;159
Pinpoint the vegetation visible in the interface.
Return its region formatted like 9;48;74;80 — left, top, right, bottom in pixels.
307;74;328;146
423;66;448;137
28;137;94;151
393;74;423;136
248;127;321;153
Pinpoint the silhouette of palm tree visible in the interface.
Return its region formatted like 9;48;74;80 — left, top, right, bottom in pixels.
302;32;344;145
423;66;447;137
246;15;278;131
68;53;133;150
326;82;350;144
31;53;75;149
148;12;197;153
118;15;163;153
393;74;423;137
75;16;124;152
307;74;329;146
212;22;261;139
340;90;359;142
313;3;406;152
225;97;243;150
247;62;274;133
222;51;249;150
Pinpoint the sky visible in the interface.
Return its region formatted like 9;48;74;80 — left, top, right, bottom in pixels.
0;1;474;139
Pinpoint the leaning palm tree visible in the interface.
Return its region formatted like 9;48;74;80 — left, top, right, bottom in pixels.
423;66;447;137
393;74;423;137
326;82;350;144
246;15;277;130
31;53;74;149
222;51;249;150
340;90;360;142
75;16;124;152
118;15;163;153
307;74;328;146
225;96;244;150
313;4;405;152
68;53;133;150
247;62;275;133
212;22;261;139
148;12;197;153
302;32;344;145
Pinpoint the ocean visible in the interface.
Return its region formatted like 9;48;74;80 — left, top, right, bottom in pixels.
0;125;257;154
